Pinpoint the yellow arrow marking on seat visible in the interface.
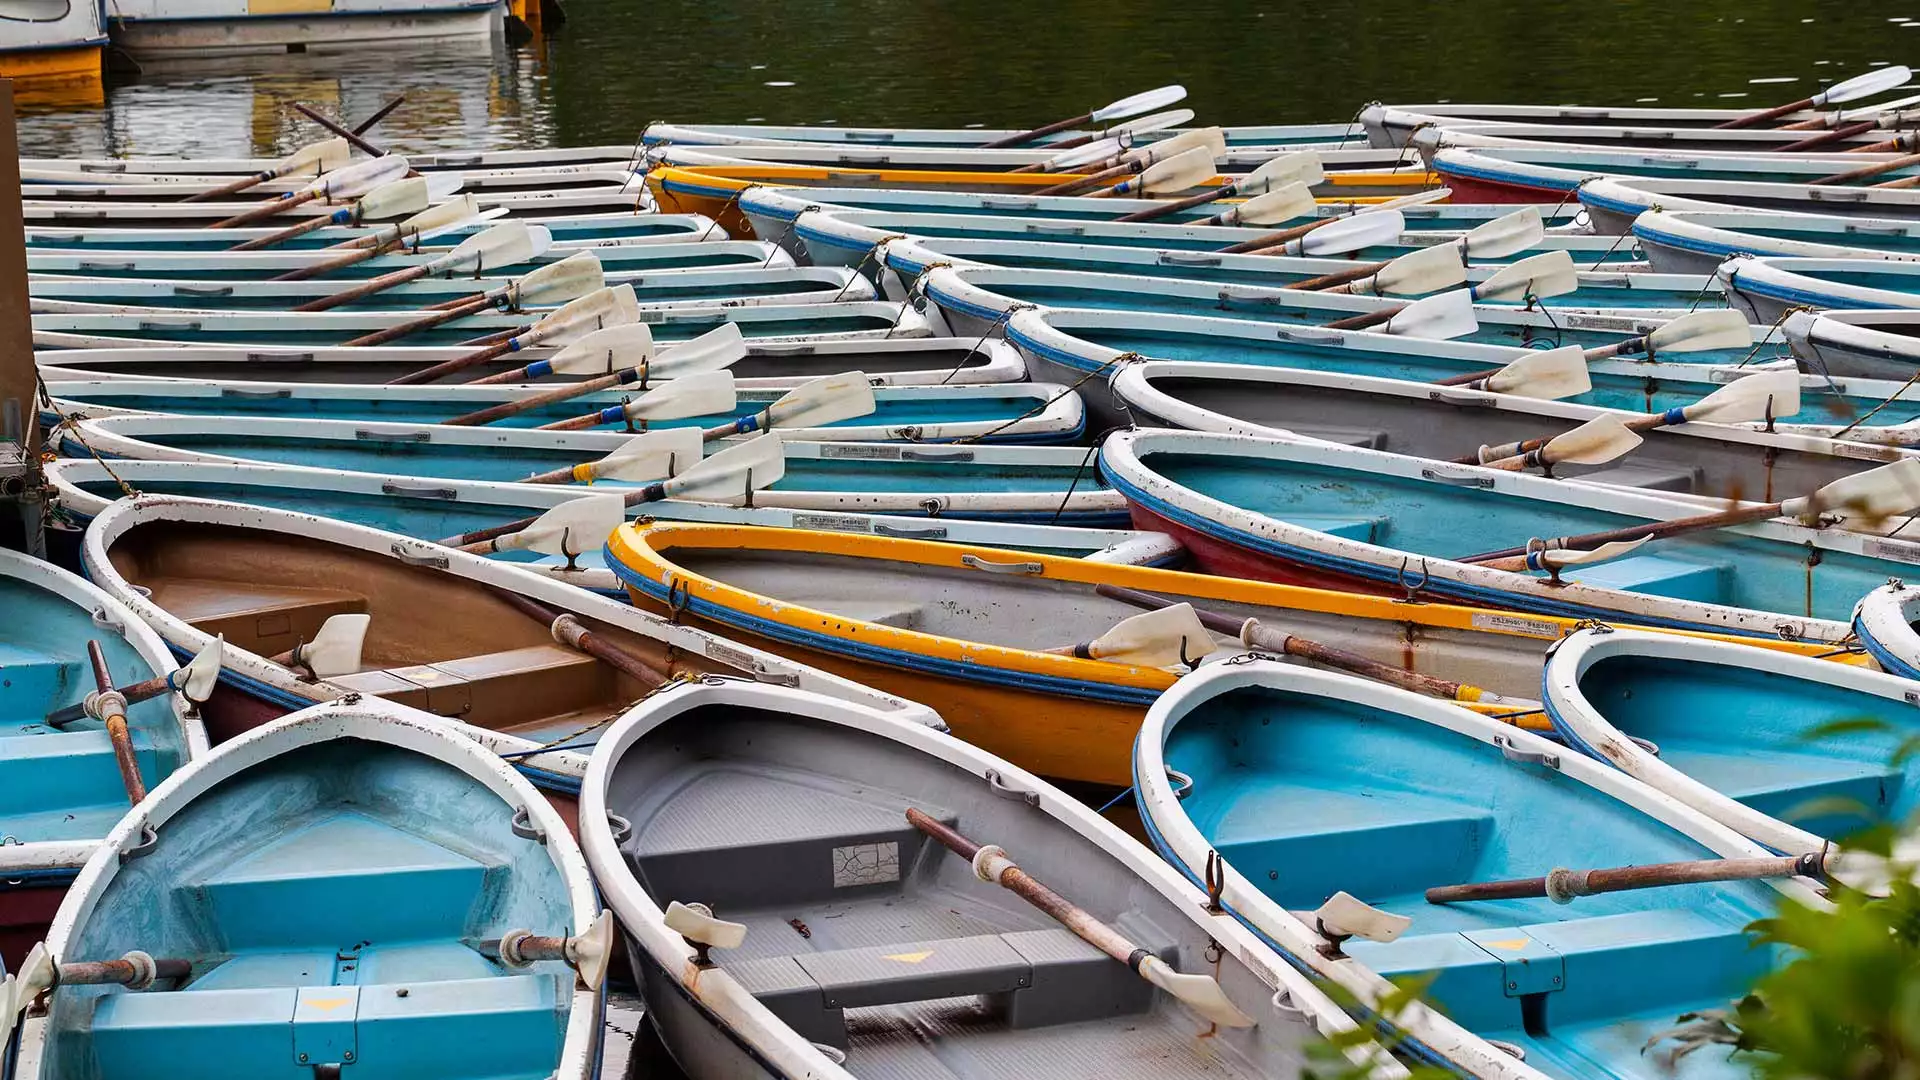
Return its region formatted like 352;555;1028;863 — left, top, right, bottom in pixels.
882;950;934;964
1482;938;1532;951
304;997;353;1010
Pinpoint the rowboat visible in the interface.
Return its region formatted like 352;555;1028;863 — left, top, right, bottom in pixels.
20;185;665;231
1106;360;1906;500
578;677;1363;1080
1853;578;1920;678
59;419;1134;526
20;166;636;206
1392;116;1915;153
1359;99;1920;144
35;337;1029;388
44;459;1178;587
44;377;1086;444
8;699;603;1080
649;140;1425;178
1430;145;1920;203
642;119;1370;150
1134;658;1824;1080
1544;626;1916;855
33;301;932;349
1632;209;1920;274
1781;309;1920;381
25;206;724;250
22;144;649;177
0;547;206;969
1578;176;1920;235
1722;257;1920;324
1099;427;1920;641
79;496;936;790
602;521;1850;786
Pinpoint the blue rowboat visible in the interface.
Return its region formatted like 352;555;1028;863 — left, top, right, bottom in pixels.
1725;258;1920;325
24;198;711;239
23;143;642;177
653;139;1420;177
33;301;932;349
45;459;1174;591
1099;427;1920;642
1005;309;1910;441
579;677;1361;1079
1544;626;1913;856
0;547;205;967
1134;658;1824;1080
642;119;1371;150
58;417;1131;525
44;377;1085;444
1633;209;1920;275
1576;176;1920;236
10;699;604;1080
1431;145;1920;202
1360;100;1920;144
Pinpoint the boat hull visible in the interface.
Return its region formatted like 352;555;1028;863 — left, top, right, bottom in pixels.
108;2;497;58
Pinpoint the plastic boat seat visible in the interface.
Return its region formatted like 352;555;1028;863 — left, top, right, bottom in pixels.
0;641;80;711
1284;424;1390;450
1570;462;1702;494
0;730;156;838
1283;515;1386;544
88;975;560;1080
1561;553;1729;603
189;811;490;950
798;597;925;629
1657;745;1901;835
726;928;1161;1049
327;644;611;728
140;576;368;658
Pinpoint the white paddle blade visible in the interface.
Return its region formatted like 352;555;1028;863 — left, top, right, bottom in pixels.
1314;892;1412;943
280;137;350;176
503;495;626;556
1472;250;1579;303
512;253;604;306
423;172;466;201
588;426;704;482
1108;107;1194;138
766;370;877;429
445;221;545;272
0;974;16;1054
1684;370;1802;424
302;613;370;678
1220;183;1315;227
654;322;748;377
1543;416;1642;465
1461;206;1545;260
180;633;224;702
665;433;787;503
1134;146;1216;195
356;176;434;220
1147;126;1226;162
1537;537;1652;570
395;192;481;240
1818;65;1913;107
663;901;748;950
1046;137;1126;171
1370;244;1469;296
1646;310;1753;354
318;154;409;200
565;911;616;991
1085;603;1217;667
627;370;737;421
1799;458;1920;519
547;323;656;376
1384;289;1477;340
1138;957;1256;1028
1092;84;1187;123
1298;210;1405;256
1484;345;1592;400
1242;152;1325;195
539;284;642;345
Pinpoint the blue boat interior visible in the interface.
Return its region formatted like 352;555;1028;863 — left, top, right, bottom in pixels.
1566;652;1915;842
41;273;852;313
38;737;579;1080
1159;684;1788;1080
36;309;904;348
25;216;709;256
0;569;184;849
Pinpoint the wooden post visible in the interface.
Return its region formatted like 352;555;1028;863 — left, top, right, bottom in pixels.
0;80;46;559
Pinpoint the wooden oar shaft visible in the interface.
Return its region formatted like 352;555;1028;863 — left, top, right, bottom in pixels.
211;188;322;229
270;237;392;282
1112;186;1225;223
294;263;431;312
1848;131;1920;155
444;367;638;425
1778;119;1880;152
44;671;174;727
228;210;342;252
1463;502;1779;564
58;955;194;986
86;640;148;805
1286;261;1388;291
387;338;516;384
1320;308;1399;332
341;297;490;348
180;166;283;203
1811;151;1920;186
1425;852;1823;904
490;588;670;686
1454;412;1666;466
1219;218;1325;255
1713;97;1815;129
979;111;1093;149
292;100;390;159
1033;159;1133;197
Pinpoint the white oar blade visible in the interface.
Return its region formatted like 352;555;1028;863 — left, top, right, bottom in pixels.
539;284;641;345
1137;146;1216;194
0;974;16;1054
548;323;656;376
280;136;350;176
1685;370;1802;424
514;252;604;306
446;221;537;271
1047;137;1126;171
627;370;737;421
1139;957;1257;1028
654;322;748;377
666;433;786;503
1109;107;1194;138
766;370;878;430
304;613;370;678
321;154;409;200
1821;65;1913;106
1472;250;1578;303
507;494;626;557
1384;289;1477;340
396;193;481;239
590;426;705;482
1646;310;1753;354
1484;345;1591;400
424;172;466;201
1544;416;1642;465
1538;536;1652;570
1244;151;1325;194
1461;206;1545;260
1226;183;1315;227
1372;243;1469;297
181;633;225;702
1299;209;1405;256
1807;458;1920;519
1086;603;1217;667
356;176;433;220
1092;84;1187;123
1148;126;1226;162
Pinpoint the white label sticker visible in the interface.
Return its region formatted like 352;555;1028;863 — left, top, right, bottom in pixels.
820;443;900;460
1238;946;1280;991
1471;612;1563;638
791;512;869;533
1865;538;1920;564
1833;440;1899;462
705;641;756;670
832;841;901;888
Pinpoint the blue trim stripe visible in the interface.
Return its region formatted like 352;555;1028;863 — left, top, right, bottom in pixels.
1855;614;1920;679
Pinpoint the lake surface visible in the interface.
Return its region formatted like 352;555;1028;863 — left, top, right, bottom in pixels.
14;0;1920;158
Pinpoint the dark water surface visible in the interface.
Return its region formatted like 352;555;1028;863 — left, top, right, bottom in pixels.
15;0;1920;158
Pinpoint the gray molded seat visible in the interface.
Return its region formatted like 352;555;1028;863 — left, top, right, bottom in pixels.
1573;462;1702;493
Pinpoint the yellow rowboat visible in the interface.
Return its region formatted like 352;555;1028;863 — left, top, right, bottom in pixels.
606;522;1864;788
644;164;1440;240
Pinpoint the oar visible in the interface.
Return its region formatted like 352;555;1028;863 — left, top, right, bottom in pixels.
1475;415;1643;474
905;809;1254;1028
268;613;371;679
1810;150;1920;186
1283;207;1547;292
1476;537;1654;576
179;136;349;202
509;426;706;490
209;153;411;229
1312;244;1468;298
1433;310;1753;388
45;635;223;728
1427;852;1827;904
227;172;462;251
1431;345;1593;400
978;84;1187;148
1319;252;1580;334
1114;152;1324;223
340;252;604;348
1083;146;1217;199
80;641;149;804
473;911;615;990
1321;288;1480;341
294;222;551;313
695;370;876;442
1461;370;1801;466
489;588;670;687
1714;66;1913;129
385;283;639;384
1043;602;1219;667
270;194;494;282
1199;183;1317;228
456;493;625;569
475;320;742;387
1460;458;1920;564
1093;583;1540;710
1008;107;1196;170
1032;127;1225;196
293;99;401;158
2;941;194;1049
476;368;736;432
1221;207;1407;258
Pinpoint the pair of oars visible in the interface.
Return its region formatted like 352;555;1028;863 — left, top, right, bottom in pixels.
338;251;606;349
1318;250;1580;340
1113;151;1326;222
439;322;748;427
1033;126;1224;197
270;194;502;282
226;172;463;251
209;153;413;229
1004;107;1195;173
1434;308;1756;395
980;84;1188;148
1716;65;1914;128
291;221;552;313
178;136;350;202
